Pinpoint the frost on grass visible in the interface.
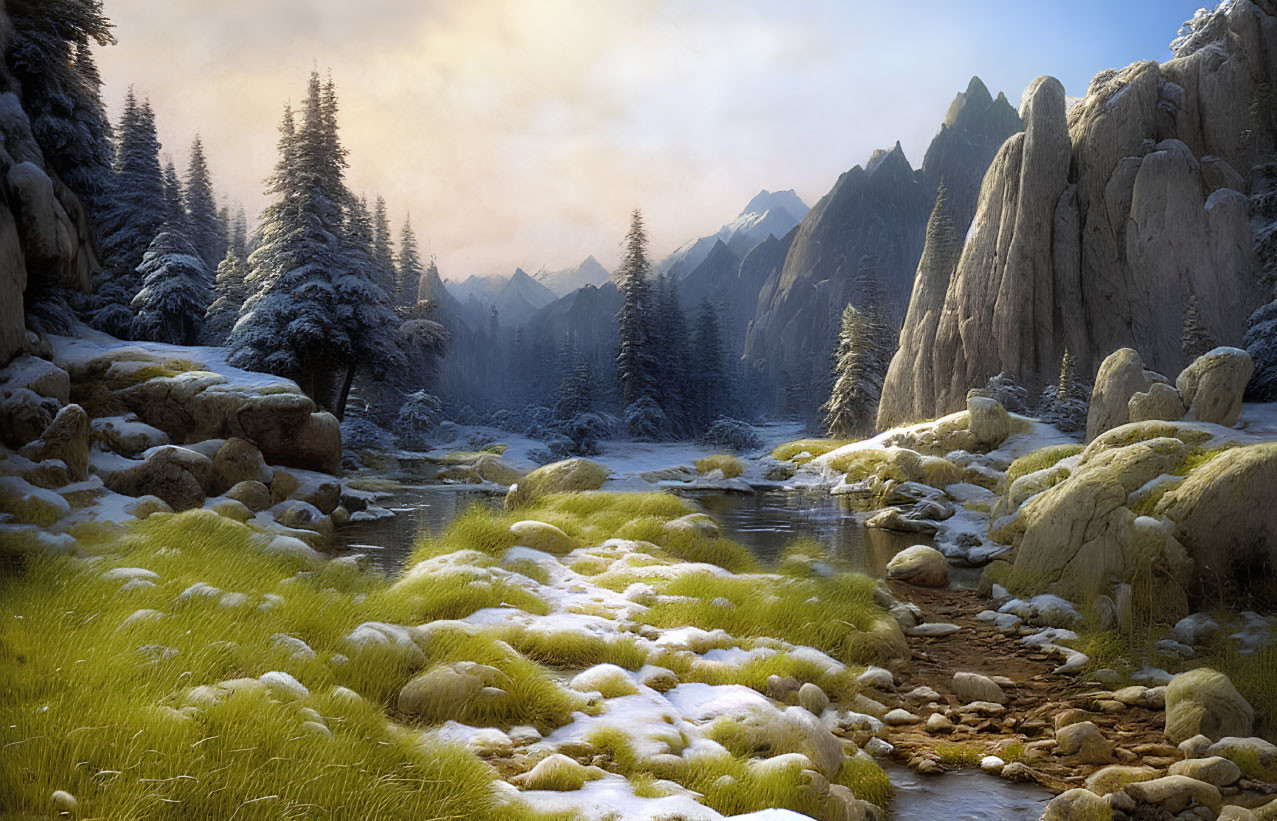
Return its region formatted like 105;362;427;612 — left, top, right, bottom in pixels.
3;489;901;819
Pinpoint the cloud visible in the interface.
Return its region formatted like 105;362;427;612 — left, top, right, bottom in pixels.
92;0;1196;278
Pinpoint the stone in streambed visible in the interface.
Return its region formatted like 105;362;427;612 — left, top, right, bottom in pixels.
885;544;948;587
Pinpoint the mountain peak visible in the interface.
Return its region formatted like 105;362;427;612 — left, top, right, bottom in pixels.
739;189;809;220
866;141;909;176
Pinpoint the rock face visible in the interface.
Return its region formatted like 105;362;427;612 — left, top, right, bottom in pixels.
746;77;1021;409
880;2;1276;425
0;86;98;363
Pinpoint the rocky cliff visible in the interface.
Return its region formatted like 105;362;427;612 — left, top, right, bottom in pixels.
744;78;1021;402
880;1;1277;426
0;12;99;365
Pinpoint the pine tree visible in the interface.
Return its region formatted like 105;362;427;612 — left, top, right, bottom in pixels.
395;216;424;308
161;157;184;228
231;74;349;408
553;345;594;421
1057;348;1079;400
92;92;167;335
688;299;727;432
130;224;211;345
331;195;404;418
616;208;659;436
228;205;249;259
372;195;396;293
7;1;116;218
1181;294;1216;365
650;273;690;436
202;246;250;345
821;303;875;438
183;135;223;269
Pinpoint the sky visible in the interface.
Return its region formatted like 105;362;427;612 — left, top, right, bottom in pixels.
94;0;1211;279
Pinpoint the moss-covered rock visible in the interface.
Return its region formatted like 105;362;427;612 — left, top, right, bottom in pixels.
506;458;610;508
1164;668;1254;744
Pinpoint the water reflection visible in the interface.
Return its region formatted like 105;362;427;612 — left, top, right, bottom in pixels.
885;765;1050;820
686;487;927;574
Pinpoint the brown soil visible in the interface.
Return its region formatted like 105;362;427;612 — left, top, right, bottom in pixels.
883;581;1170;792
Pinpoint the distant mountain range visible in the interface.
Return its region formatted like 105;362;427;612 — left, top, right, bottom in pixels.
534;255;612;297
660;189;808;280
444;267;558;328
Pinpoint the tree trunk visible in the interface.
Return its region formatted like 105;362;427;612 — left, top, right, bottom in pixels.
334;361;357;422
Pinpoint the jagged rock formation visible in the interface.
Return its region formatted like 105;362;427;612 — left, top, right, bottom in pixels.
0;40;99;364
880;1;1277;426
660;189;807;280
745;77;1022;403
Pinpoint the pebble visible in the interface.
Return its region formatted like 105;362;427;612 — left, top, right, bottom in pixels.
884;708;921;726
906;622;962;637
980;755;1005;773
51;790;77;813
925;713;954;734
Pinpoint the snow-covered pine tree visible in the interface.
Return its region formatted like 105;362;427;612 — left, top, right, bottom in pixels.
820;302;874;438
183;135;224;270
228;205;249;259
161;157;184;228
616;209;661;437
688;298;727;433
230;73;349;409
372;195;396;293
6;0;116;218
130;223;211;345
395;216;424;308
331;195;405;419
553;345;594;421
1181;294;1216;365
94;91;166;335
202;244;250;345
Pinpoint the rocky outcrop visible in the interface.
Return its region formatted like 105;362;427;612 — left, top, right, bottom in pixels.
880;1;1276;426
746;77;1021;405
0;85;99;363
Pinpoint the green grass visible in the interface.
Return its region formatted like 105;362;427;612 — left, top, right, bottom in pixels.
935;742;982;767
696;454;745;479
409;493;758;574
1206;642;1277;745
0;510;547;819
770;439;851;464
586;726;891;817
1005;444;1082;484
639;571;898;666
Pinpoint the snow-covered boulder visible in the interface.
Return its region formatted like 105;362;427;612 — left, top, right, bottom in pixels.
18;403;89;481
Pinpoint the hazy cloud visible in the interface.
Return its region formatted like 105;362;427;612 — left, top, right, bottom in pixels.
94;0;1203;277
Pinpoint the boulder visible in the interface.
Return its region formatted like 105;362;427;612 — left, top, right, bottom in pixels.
885;545;949;587
0;387;56;449
798;682;829;716
18;403;89;481
235;394;340;474
511;754;605;791
1088;349;1152;441
508;520;576;555
967;395;1013;450
1164;668;1253;744
1169;755;1241;786
1123;775;1221;816
951;671;1006;704
270;469;339;515
1154;443;1277;596
98;446;213;511
1042;788;1112;821
1084;765;1159;795
211;437;271;494
1055;721;1114;764
1176;347;1253;426
397;662;513;719
225;480;272;513
1127;382;1187;424
505;458;610;508
0;474;70;525
1208;737;1277;778
91;416;170;457
0;355;69;404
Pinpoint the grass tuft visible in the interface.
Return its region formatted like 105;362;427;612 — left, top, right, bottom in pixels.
695;454;745;479
1005;444;1082;484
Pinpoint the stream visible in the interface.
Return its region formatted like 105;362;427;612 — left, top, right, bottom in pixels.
337;481;1054;819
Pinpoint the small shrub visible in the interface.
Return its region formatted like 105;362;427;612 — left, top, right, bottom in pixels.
936;742;982;767
770;439;850;463
695;454;745;479
700;418;762;452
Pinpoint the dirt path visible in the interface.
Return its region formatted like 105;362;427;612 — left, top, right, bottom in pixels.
882;582;1172;792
